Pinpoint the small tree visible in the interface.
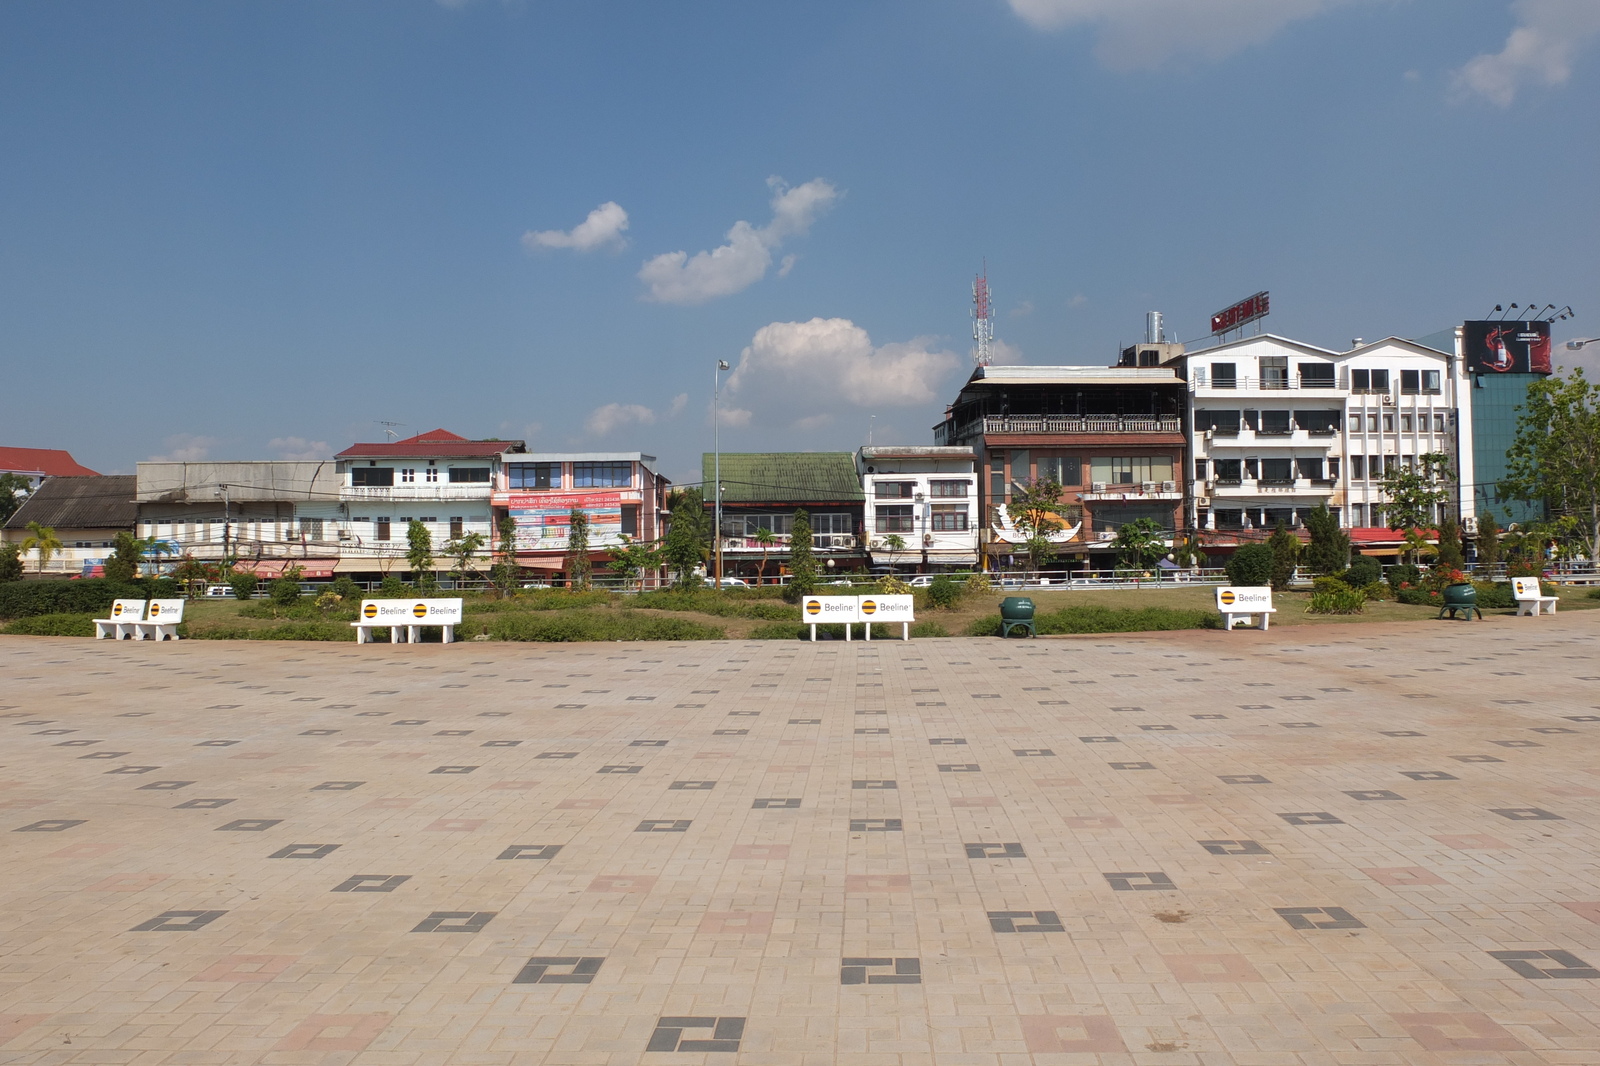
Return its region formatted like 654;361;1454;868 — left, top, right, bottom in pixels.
754;527;776;584
881;533;907;569
564;508;591;590
1301;504;1350;575
21;521;63;575
228;571;259;601
786;508;817;600
1225;543;1274;586
444;531;485;587
0;472;31;524
103;530;144;583
491;513;519;594
610;535;663;590
1266;522;1301;590
663;488;710;587
406;520;434;586
1501;367;1600;562
1435;517;1465;571
0;542;23;583
1475;510;1502;572
170;554;216;598
1005;477;1073;572
1379;452;1452;561
1111;517;1164;571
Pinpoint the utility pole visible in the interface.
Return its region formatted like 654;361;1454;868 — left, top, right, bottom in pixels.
219;483;231;567
714;360;729;588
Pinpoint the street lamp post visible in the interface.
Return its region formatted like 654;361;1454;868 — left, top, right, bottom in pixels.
1565;338;1600;351
714;360;729;588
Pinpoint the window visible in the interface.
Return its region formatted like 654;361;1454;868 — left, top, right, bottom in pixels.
929;479;969;497
1434;413;1446;433
1195;409;1241;434
1260;356;1288;389
1214;508;1243;530
1423;369;1440;393
1371;369;1389;391
811;513;853;535
1370;454;1383;477
449;467;491;483
1328;457;1340;478
1008;450;1030;495
1260;458;1294;483
1400;413;1414;433
1194;459;1209;480
1090;456;1174;486
1089;503;1176;535
1242;410;1259;431
450;517;464;539
1243;458;1259;479
1350;502;1366;526
876;505;914;533
1259;410;1292;435
1212;362;1238;388
931;504;968;531
351;466;394;487
730;513;792;537
400;468;416;483
300;518;324;540
1035;456;1077;486
1263;506;1296;529
572;462;631;488
1295;409;1340;434
989;453;1005;501
1350;455;1366;480
1296;458;1324;480
425;466;439;483
508;462;561;490
1213;458;1242;483
375;519;391;541
1401;369;1421;395
1299;363;1335;387
1352;368;1370;391
875;481;915;498
621;505;639;536
1366;412;1378;432
1381;413;1394;433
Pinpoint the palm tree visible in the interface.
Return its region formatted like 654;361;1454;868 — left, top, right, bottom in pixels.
754;527;776;584
881;532;907;570
21;521;63;575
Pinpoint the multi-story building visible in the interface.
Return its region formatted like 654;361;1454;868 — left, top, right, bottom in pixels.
857;445;978;572
491;452;670;579
933;364;1188;569
1167;334;1467;543
705;452;866;580
4;475;134;575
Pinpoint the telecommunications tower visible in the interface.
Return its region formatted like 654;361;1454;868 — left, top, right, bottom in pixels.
971;265;994;367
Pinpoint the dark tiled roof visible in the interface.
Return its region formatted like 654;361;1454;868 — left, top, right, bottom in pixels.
4;475;136;531
336;428;525;459
701;453;864;505
0;446;99;477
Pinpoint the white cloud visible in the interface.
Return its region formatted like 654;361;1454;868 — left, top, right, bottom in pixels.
720;407;753;428
668;393;688;417
147;434;216;462
585;402;656;436
1010;300;1035;318
523;201;630;252
637;177;838;304
268;436;330;461
1006;0;1378;70
1453;0;1600;106
723;318;961;430
987;339;1026;366
1067;293;1089;309
778;254;798;277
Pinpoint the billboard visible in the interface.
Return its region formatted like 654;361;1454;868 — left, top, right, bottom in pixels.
1211;291;1270;335
1463;320;1552;375
505;491;625;551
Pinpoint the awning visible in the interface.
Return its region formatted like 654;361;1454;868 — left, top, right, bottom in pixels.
237;559;340;579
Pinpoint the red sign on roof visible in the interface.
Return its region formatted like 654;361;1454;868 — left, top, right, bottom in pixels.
1210;291;1270;335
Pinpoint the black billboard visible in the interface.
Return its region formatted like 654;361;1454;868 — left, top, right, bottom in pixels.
1464;320;1552;375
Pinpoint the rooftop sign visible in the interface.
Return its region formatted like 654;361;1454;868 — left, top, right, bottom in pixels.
1211;291;1270;336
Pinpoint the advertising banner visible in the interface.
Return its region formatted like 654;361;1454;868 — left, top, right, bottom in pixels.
1463;320;1552;375
1216;586;1272;611
504;491;625;551
801;595;861;623
859;594;915;623
359;599;465;626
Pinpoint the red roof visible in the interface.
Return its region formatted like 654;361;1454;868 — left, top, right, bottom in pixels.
335;428;524;459
0;446;99;478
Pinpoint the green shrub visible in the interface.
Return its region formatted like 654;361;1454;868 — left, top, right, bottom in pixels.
486;610;723;642
631;590;792;620
469;589;613;612
0;577;180;620
749;622;806;640
228;573;259;601
965;572;991;595
0;543;22;583
330;575;363;602
969;604;1218;636
378;574;410;597
928;574;962;609
1;612;97;636
1341;557;1381;588
1307;579;1365;614
910;621;949;637
1475;581;1516;609
1386;563;1422;593
191;621;355;641
1225;544;1273;587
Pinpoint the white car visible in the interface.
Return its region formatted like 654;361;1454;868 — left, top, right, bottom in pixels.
908;575;935;587
204;585;237;598
713;577;749;588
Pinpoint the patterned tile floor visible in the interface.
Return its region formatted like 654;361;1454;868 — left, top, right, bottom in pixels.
1;616;1598;1065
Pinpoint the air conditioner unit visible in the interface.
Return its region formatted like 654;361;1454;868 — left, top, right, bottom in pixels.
1141;481;1156;493
337;530;351;540
1161;480;1176;492
1091;481;1107;492
1382;395;1395;406
1195;496;1210;506
923;533;934;546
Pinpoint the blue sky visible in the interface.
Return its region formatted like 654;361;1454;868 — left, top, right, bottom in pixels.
3;0;1597;486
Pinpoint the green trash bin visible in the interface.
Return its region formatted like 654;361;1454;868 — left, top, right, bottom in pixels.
1000;596;1036;638
1439;582;1481;621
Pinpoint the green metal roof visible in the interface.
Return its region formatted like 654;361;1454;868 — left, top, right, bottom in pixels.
701;452;864;505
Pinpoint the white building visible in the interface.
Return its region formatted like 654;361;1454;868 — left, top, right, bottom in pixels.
857;446;979;571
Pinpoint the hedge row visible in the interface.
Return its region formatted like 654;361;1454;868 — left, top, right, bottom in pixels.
486;610;724;642
969;604;1220;636
0;578;181;620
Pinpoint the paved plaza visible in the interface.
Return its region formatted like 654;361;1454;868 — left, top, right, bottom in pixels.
2;617;1599;1065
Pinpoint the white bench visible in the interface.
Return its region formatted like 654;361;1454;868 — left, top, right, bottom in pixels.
352;598;464;643
93;598;146;640
1217;586;1276;631
132;599;185;641
1513;577;1558;616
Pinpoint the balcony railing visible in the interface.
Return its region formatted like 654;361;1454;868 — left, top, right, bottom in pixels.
1206;478;1339;494
340;484;492;501
936;415;1181;443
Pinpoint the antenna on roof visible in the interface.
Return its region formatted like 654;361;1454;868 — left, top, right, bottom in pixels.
375;420;405;442
971;261;994;367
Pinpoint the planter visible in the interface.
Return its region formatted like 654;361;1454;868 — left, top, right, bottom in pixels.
1439;582;1480;620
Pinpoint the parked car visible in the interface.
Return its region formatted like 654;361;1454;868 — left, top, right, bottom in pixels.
908;575;935;587
713;577;750;588
204;585;236;598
